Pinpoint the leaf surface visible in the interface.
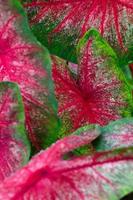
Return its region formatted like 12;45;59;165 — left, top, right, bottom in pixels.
0;82;30;181
0;128;133;199
93;118;133;151
0;0;59;150
25;0;133;63
52;29;132;131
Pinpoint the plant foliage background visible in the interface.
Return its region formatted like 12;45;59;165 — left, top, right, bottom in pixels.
0;0;132;199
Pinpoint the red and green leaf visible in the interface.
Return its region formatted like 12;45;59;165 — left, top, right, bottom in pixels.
93;118;133;151
52;29;132;132
24;0;133;63
0;128;133;199
0;82;30;181
0;0;60;150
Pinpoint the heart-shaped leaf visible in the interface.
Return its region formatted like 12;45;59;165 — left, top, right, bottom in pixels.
52;29;132;132
0;128;133;199
0;81;30;181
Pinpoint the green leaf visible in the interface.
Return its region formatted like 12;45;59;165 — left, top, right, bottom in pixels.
31;22;78;63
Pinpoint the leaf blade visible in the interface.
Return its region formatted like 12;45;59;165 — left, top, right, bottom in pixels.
0;0;60;150
93;118;133;151
25;0;133;63
52;29;132;131
0;81;30;181
0;130;133;199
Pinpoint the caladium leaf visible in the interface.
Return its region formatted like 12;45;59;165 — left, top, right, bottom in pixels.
25;101;61;151
52;29;132;131
93;118;133;152
25;0;133;63
0;82;30;181
0;128;133;199
0;0;60;150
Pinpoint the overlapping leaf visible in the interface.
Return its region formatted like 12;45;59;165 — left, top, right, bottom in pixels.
52;29;132;131
93;118;133;151
0;0;60;150
25;0;133;63
0;82;30;181
0;127;133;199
